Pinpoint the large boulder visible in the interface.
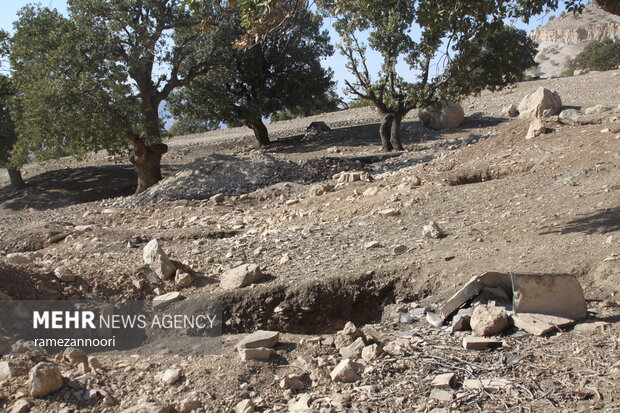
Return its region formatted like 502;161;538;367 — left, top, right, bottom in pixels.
143;239;176;280
419;101;465;130
28;362;64;398
220;264;263;290
518;87;562;118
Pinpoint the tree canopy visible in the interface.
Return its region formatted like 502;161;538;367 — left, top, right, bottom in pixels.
575;37;620;71
168;10;335;145
9;0;234;193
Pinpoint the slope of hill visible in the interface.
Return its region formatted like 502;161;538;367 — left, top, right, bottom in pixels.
530;2;620;77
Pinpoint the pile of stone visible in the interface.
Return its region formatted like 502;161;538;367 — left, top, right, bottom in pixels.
400;271;589;349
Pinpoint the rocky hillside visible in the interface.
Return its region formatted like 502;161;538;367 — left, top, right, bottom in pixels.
530;2;620;77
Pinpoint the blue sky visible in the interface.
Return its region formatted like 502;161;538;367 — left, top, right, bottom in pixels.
1;1;560;102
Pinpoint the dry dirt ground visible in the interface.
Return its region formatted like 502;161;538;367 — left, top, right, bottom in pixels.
0;70;619;413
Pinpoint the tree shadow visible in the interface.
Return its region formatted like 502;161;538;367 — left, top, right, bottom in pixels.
0;164;179;212
540;206;620;235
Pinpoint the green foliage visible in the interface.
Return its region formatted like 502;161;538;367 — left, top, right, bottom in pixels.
168;10;335;139
326;1;539;117
575;37;620;71
167;117;218;136
9;0;231;166
346;98;374;109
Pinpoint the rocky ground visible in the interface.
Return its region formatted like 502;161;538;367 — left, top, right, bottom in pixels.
0;70;619;413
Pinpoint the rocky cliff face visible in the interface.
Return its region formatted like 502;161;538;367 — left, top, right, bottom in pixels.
529;3;620;78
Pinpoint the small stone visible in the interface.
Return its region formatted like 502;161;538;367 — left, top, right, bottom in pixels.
339;321;361;337
525;118;548;140
361;344;382;362
54;266;76;282
426;312;444;328
431;373;456;389
288;394;312;413
178;399;201;413
393;245;408;255
441;253;455;261
410;176;422;186
6;253;32;265
121;402;173;413
152;291;182;309
330;359;362;383
450;314;471;332
0;361;18;381
63;347;87;364
326;146;340;153
285;199;299;206
378;208;400;217
422;221;444;239
102;396;117;406
279;374;306;390
364;241;382;249
239;347;274;361
463;378;511;392
28;362;64;398
430;388;454;401
237;330;280;349
132;279;145;289
143;239;176;280
339;337;365;359
503;104;519;118
89;357;102;370
9;399;31;413
462;336;503;350
363;187;379;197
470;305;508;336
162;368;182;385
211;193;226;203
601;128;611;133
175;272;193;287
220;264;263;290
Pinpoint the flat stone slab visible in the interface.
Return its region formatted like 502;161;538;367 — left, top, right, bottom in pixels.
238;347;275;361
462;336;503;350
236;330;280;350
511;313;575;336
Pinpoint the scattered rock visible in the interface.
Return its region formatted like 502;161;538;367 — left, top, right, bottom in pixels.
211;193;226;203
178;399;201;413
339;337;365;359
426;312;444;328
463;378;511;392
220;264;263;290
462;336;503;350
378;208;400;217
288;394;312;413
238;347;275;361
429;388;454;402
518;87;562;118
63;347;87;364
0;361;18;381
450;313;471;333
419;101;465;130
152;291;182;309
121;402;173;413
470;305;508;336
422;221;444;239
511;313;575;336
361;344;382;362
89;356;103;370
54;266;76;282
6;253;32;265
364;241;382;250
237;330;280;349
143;239;177;280
28;362;64;398
392;245;408;255
9;399;31;413
525;118;549;140
336;171;371;184
584;104;611;115
431;373;456;389
503;104;519;117
234;399;255;413
559;108;583;120
330;359;362;383
175;272;193;287
279;374;307;390
162;368;182;385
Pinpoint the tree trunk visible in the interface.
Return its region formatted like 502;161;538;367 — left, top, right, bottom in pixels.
7;167;26;189
129;140;168;194
390;115;404;151
246;118;270;146
379;114;394;152
597;0;620;16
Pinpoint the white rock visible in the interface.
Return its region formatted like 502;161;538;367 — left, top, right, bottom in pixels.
9;399;31;413
525;118;549;140
518;87;562;118
234;399;254;413
378;208;400;217
422;221;444;239
330;359;362;382
361;344;382;362
503;104;519;117
152;291;182;309
220;264;263;290
364;241;382;250
6;253;32;265
339;337;365;359
143;239;176;280
54;266;77;282
584;104;611;115
175;272;193;287
161;368;182;385
28;362;64;398
419;101;465;129
0;361;17;381
237;330;280;349
238;347;275;361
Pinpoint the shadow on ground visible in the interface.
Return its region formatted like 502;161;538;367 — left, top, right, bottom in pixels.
540;206;620;235
0;164;167;212
269;116;507;155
